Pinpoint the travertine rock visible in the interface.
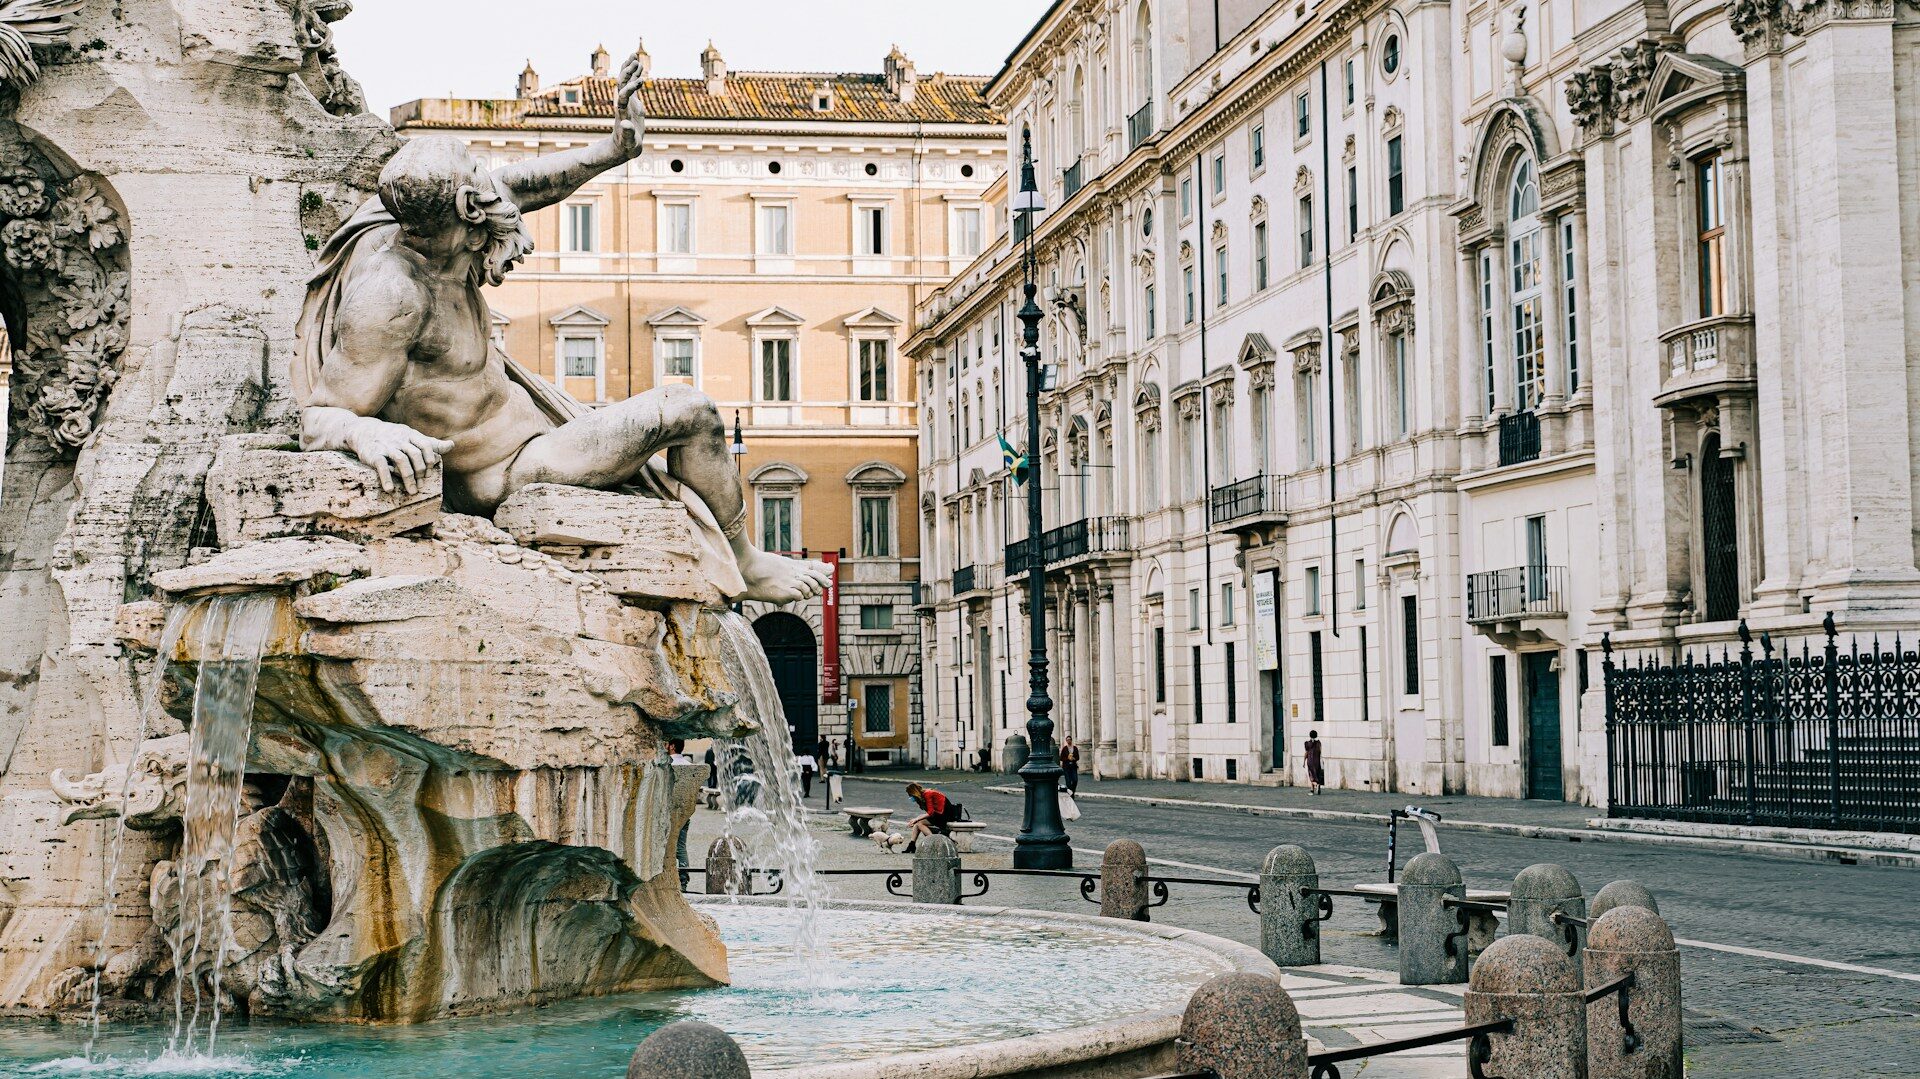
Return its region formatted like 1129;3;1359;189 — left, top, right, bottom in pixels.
495;484;723;605
151;535;370;595
206;434;442;545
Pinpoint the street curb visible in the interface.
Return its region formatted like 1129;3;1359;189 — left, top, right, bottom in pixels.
850;780;1920;869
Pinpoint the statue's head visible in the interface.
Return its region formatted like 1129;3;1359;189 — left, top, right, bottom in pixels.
378;135;533;287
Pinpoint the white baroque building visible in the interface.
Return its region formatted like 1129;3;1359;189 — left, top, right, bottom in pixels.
908;0;1920;803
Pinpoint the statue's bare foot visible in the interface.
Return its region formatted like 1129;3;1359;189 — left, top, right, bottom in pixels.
738;550;834;603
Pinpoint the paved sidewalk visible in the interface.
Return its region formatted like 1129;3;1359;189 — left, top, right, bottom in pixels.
841;768;1920;867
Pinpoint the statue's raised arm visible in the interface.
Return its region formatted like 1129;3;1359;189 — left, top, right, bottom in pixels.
494;49;648;213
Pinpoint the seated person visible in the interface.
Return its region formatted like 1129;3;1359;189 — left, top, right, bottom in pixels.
902;783;961;852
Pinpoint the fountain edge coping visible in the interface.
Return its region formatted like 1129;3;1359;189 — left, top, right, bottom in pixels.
692;895;1280;1079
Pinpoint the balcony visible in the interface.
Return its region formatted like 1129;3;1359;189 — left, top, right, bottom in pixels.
1654;313;1756;408
1497;411;1541;467
952;565;976;596
1209;474;1289;533
1006;516;1131;576
1128;103;1154;149
1062;161;1084;201
1467;565;1569;646
1013;211;1032;244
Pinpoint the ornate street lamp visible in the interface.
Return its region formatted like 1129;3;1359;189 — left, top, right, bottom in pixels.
1012;129;1071;869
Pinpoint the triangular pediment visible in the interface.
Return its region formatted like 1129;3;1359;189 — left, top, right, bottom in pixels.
845;306;904;328
1648;52;1745;122
548;304;610;328
1237;332;1275;368
747;305;806;327
489;307;512;327
646;305;706;327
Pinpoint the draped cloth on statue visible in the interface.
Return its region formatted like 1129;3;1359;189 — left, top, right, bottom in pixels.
295;198;747;599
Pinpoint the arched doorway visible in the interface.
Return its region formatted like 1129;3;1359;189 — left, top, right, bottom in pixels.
754;612;818;751
1699;433;1740;622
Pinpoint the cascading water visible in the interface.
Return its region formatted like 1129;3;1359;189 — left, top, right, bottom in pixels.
710;612;825;968
82;604;192;1060
162;593;280;1058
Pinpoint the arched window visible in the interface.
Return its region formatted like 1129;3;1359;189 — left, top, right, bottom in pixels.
1507;160;1546;411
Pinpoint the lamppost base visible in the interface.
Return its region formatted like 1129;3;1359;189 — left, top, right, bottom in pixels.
1012;840;1074;870
1013;765;1072;869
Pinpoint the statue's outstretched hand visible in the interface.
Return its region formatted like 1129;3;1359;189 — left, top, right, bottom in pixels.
346;416;455;495
612;51;647;158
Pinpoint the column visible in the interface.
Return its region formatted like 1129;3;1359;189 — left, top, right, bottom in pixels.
1074;583;1095;748
1096;579;1119;774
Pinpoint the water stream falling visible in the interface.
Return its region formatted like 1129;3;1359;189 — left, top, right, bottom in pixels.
82;605;192;1060
162;593;280;1059
711;611;825;971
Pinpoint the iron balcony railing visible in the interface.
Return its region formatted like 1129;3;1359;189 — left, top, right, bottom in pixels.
1498;410;1541;466
1128;102;1154;148
1006;516;1131;576
1465;565;1568;624
952;565;977;596
1605;615;1920;834
1062;160;1084;200
1208;475;1285;525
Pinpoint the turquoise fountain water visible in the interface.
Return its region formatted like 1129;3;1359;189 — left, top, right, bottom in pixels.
2;904;1230;1077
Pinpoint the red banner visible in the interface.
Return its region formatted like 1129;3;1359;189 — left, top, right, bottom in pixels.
819;551;841;704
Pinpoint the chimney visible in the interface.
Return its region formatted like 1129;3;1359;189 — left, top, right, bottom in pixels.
590;44;611;78
884;44;917;105
517;59;538;99
701;41;727;96
635;38;652;79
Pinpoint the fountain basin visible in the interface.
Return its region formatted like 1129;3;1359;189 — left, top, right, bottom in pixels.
0;898;1275;1079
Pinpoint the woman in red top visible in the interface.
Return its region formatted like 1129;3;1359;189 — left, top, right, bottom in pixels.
903;783;958;851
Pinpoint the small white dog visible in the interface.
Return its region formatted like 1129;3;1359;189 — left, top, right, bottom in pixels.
869;828;911;853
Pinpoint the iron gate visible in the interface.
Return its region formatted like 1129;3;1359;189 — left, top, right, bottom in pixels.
1604;615;1920;834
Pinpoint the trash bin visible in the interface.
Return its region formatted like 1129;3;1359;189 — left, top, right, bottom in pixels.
1003;732;1030;774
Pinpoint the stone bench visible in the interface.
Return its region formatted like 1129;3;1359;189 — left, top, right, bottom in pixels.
944;820;988;853
843;808;894;837
1353;882;1507;954
699;787;721;810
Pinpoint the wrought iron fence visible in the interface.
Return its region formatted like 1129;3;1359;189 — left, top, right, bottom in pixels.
1063;161;1084;200
1497;410;1541;466
1208;474;1281;525
1604;614;1920;834
1128;103;1154;148
1006;516;1131;576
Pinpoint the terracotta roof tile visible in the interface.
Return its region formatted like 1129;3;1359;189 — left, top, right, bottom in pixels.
535;72;998;125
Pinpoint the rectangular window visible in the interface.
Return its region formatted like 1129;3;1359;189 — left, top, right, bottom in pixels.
1193;757;1205;779
1215;244;1229;306
760;496;794;552
1562;219;1579;392
1526;514;1549;602
1386;136;1404;216
662;337;695;378
1297;195;1314;268
860;605;895;630
1343;59;1355;106
1354;558;1367;610
564;202;596;253
1210;152;1226;196
1254;222;1270;290
758;203;793;255
1305;566;1321;616
863;682;894;735
859;205;888;256
1342;348;1361;455
1359;625;1371;722
1309;631;1325;724
1390;331;1410;437
1154;626;1168;703
954;206;984;258
1226;642;1238;723
562;336;597;378
1145;283;1158;338
1183;267;1196;324
1300;370;1319;463
1221;582;1236;626
1401;594;1420;695
1490;654;1511;746
1346;166;1359;241
1479;250;1498;413
759;338;794;400
1180;175;1194;218
1192;645;1204;724
1251;124;1266;171
663;202;693;254
858;496;893;558
1295;91;1311;138
858;339;891;402
1189;587;1202;630
1226;758;1238;780
1696;153;1726;318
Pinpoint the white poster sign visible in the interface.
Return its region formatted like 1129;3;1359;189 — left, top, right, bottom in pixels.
1253;569;1280;671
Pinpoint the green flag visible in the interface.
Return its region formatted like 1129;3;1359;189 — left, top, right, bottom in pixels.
999;434;1029;486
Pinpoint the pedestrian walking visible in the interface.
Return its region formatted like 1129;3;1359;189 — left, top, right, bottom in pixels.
797;751;817;798
668;739;695;887
704;745;718;789
815;735;832;769
1304;730;1325;795
1059;735;1081;794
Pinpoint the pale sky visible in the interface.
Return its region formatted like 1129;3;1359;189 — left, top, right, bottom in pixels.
333;1;1054;117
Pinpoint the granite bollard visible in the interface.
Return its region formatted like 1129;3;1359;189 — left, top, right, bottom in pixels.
1509;863;1588;963
912;834;962;904
629;1020;751;1079
1397;851;1468;985
1584;906;1683;1079
1259;845;1321;967
1099;839;1150;921
1176;972;1309;1079
1467;934;1586;1079
1590;879;1660;921
704;836;751;896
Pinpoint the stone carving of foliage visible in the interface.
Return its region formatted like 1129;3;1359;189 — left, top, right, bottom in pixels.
0;0;80;91
0;143;131;455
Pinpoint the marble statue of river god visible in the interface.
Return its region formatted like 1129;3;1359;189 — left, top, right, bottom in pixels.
296;48;830;605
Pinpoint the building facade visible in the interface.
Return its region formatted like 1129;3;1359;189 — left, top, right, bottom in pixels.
395;43;1004;767
909;0;1920;803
